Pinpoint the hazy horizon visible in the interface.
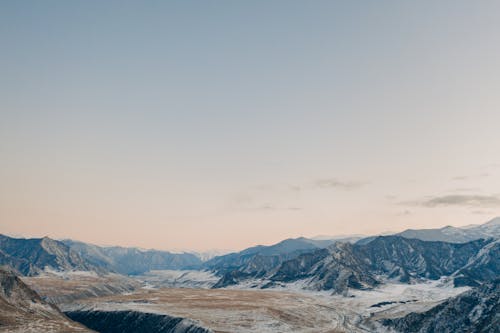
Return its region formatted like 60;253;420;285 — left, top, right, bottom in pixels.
2;1;500;251
2;215;499;253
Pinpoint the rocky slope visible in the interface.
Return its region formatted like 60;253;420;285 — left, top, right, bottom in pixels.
382;279;500;333
23;272;141;304
451;239;500;287
0;267;93;332
355;236;490;282
0;235;103;276
271;242;379;294
205;237;340;287
65;310;212;333
212;236;499;294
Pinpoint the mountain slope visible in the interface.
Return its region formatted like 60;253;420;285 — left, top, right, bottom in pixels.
355;236;489;282
63;240;203;275
0;267;93;332
451;239;500;287
216;236;499;294
204;237;339;287
65;310;212;333
382;279;500;333
271;242;379;294
0;235;103;276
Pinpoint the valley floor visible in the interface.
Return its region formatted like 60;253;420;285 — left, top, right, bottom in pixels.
23;272;470;333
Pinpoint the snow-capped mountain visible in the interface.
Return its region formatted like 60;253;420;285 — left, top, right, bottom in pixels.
397;217;500;243
209;236;499;294
203;236;340;287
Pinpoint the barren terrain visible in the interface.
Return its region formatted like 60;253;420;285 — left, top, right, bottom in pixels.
23;272;470;333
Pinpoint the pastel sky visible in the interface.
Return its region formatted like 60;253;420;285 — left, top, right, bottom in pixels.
1;1;500;251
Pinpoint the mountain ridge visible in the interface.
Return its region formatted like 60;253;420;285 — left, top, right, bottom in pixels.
0;235;104;276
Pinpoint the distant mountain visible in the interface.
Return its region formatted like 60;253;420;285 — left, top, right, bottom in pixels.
237;237;339;257
0;235;103;276
310;234;365;242
191;249;233;262
270;242;379;294
63;240;203;275
0;267;92;332
269;236;492;292
396;217;500;243
382;279;500;333
204;237;339;287
211;236;499;294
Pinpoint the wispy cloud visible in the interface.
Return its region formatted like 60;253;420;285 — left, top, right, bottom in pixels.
313;178;366;190
258;204;276;211
228;193;302;212
471;210;495;215
397;209;412;216
253;204;302;212
451;173;489;181
229;176;366;212
418;194;500;208
448;187;481;193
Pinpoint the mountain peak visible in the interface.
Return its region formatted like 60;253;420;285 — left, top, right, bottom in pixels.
485;217;500;225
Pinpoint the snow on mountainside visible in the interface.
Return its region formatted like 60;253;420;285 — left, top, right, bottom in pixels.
208;236;499;294
0;235;104;276
270;242;379;294
191;249;233;262
204;237;338;271
137;270;219;289
397;217;500;243
382;279;500;333
203;237;343;288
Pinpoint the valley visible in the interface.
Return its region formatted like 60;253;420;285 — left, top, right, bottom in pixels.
1;217;499;332
22;270;471;333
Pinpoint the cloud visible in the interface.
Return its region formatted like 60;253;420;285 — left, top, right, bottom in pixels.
448;187;481;193
420;195;500;208
397;209;412;216
471;210;495;215
254;204;302;212
257;204;275;211
313;178;366;190
452;173;489;181
229;176;366;212
289;185;302;192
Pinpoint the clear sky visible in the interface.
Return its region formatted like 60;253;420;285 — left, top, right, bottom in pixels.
1;1;500;251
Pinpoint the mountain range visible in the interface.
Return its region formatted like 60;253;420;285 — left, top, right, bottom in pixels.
0;235;204;276
0;235;102;276
211;236;499;293
0;217;499;332
1;217;499;288
396;217;500;243
62;240;202;275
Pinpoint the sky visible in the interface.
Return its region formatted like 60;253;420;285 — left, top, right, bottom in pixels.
1;1;500;251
